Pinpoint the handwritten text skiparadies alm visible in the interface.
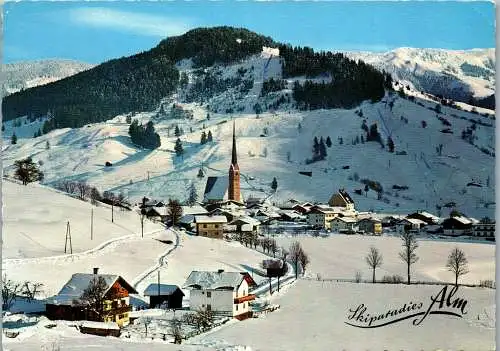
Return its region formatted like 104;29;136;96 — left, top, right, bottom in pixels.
345;285;468;328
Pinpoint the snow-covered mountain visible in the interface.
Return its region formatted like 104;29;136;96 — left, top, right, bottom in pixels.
2;59;95;96
2;54;495;220
346;48;495;107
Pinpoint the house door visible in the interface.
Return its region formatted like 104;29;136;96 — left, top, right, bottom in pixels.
207;304;212;311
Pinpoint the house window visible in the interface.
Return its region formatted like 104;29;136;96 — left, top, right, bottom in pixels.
207;292;211;298
203;224;207;228
121;299;126;306
236;304;238;311
111;301;118;309
207;304;211;311
118;314;124;319
214;224;219;229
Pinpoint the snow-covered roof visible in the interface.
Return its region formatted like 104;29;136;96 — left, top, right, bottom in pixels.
334;217;357;223
203;176;228;202
229;216;260;226
181;205;208;216
418;211;440;221
400;218;427;225
452;216;472;225
194;215;228;224
143;284;184;297
183;271;246;290
50;273;137;306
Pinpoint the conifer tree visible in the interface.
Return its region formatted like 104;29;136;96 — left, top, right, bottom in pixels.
11;133;17;145
1;124;4;132
175;125;181;137
319;138;327;159
207;130;213;142
326;136;332;148
313;137;320;156
387;137;395;153
197;168;204;178
174;138;183;156
187;183;198;205
271;177;278;192
200;131;207;145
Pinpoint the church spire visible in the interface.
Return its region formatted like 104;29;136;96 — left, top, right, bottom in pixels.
231;120;237;165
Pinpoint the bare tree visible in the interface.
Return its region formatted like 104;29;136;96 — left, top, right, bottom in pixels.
365;246;383;283
170;317;183;344
21;281;44;303
140;208;147;238
90;187;101;206
2;274;21;310
142;316;152;337
79;276;109;319
289;241;307;279
446;247;469;286
298;250;310;274
269;239;278;257
76;181;90;201
399;232;419;285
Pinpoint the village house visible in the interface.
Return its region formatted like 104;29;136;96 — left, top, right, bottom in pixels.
357;218;382;235
194;215;228;239
441;216;473;236
45;268;137;328
472;221;495;239
183;270;257;320
307;208;338;229
328;189;355;211
278;209;305;222
330;216;358;233
292;202;313;214
179;205;209;230
227;216;261;234
143;284;184;309
396;218;427;234
406;211;440;225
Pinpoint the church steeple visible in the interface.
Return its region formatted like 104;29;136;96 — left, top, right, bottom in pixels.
231;120;237;165
228;120;241;202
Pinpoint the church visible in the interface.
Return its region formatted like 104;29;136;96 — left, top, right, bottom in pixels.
203;121;243;204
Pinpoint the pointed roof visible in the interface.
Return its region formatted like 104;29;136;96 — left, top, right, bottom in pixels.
231;120;237;165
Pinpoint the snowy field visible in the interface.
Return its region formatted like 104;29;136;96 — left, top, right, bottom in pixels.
188;280;495;351
3;180;164;259
273;235;494;284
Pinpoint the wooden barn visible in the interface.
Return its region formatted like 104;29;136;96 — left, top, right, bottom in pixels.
143;284;184;309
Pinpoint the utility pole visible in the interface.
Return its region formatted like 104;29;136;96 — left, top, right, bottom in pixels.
91;209;94;240
157;271;160;299
112;201;114;223
65;221;73;254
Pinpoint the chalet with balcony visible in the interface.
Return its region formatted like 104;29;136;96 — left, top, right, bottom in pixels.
183;270;257;320
45;268;137;328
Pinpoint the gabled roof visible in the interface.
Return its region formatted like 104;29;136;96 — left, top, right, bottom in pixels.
181;205;208;216
229;216;261;226
204;176;229;202
334;216;357;223
183;271;251;290
450;216;472;225
399;218;427;225
357;217;381;223
50;273;137;306
194;215;228;224
338;189;355;204
143;284;184;297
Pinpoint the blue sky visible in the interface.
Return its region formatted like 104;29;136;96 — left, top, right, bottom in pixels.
4;1;495;64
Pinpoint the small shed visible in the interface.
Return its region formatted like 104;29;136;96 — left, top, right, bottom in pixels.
143;284;184;309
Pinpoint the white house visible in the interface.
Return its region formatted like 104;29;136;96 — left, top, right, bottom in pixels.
183;270;257;320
